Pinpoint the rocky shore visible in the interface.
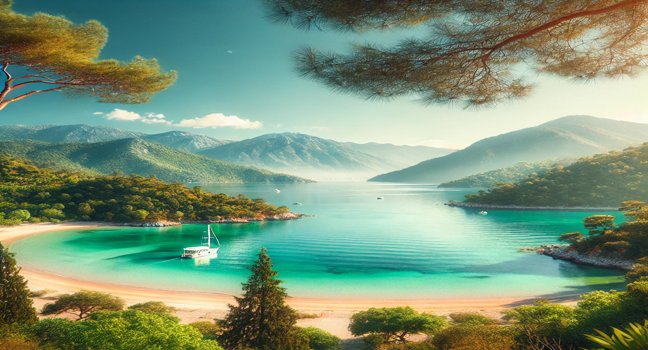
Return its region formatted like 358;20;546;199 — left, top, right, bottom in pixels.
521;244;633;270
446;201;617;211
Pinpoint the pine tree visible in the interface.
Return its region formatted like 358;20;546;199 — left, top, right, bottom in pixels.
0;242;37;326
220;248;307;350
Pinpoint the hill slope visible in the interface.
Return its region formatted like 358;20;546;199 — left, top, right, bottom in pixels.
461;143;648;207
342;142;455;169
142;131;230;153
370;116;648;183
199;133;394;180
438;160;570;188
0;139;308;184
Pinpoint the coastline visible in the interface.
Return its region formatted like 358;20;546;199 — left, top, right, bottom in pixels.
0;222;579;338
446;201;618;211
529;244;634;271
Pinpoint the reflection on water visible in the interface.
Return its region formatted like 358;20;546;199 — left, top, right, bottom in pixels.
11;182;626;299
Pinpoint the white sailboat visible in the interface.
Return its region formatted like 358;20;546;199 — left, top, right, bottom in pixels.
181;225;220;259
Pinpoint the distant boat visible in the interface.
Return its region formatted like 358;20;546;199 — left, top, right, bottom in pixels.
181;225;220;259
377;197;384;200
478;211;488;215
274;188;281;194
293;202;302;206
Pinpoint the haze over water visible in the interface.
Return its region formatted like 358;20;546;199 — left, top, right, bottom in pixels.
12;183;625;299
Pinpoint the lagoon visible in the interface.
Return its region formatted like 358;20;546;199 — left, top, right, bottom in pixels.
11;182;625;299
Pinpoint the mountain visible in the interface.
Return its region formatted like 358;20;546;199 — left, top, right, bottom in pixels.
342;142;455;169
462;143;648;207
0;124;228;153
370;116;648;183
142;131;230;153
0;124;143;143
199;133;396;180
438;160;571;188
0;139;308;184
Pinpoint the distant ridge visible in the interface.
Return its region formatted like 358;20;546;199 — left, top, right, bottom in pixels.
199;133;453;180
370;116;648;184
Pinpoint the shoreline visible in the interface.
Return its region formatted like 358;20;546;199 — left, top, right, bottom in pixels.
0;222;581;338
528;244;634;271
446;201;618;211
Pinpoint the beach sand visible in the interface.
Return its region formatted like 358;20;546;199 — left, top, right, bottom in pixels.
1;222;576;338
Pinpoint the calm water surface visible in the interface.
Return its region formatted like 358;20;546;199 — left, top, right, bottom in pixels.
11;183;625;299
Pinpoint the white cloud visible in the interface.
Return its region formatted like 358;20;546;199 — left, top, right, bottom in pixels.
95;109;261;129
177;113;262;129
105;109;142;121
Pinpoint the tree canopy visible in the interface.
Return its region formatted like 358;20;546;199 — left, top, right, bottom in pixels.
0;242;37;327
220;248;307;350
42;290;125;320
265;0;648;106
0;0;176;111
348;306;446;343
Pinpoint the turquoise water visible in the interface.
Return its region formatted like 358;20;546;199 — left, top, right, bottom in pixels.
11;183;626;299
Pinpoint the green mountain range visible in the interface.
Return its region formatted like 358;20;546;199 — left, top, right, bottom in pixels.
370;116;648;184
0;139;307;184
463;143;648;207
0;124;228;153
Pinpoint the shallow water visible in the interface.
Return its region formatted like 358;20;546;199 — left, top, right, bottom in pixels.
11;182;626;299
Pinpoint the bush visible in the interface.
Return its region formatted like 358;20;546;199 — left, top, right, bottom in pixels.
190;321;220;340
298;327;341;350
433;324;515;350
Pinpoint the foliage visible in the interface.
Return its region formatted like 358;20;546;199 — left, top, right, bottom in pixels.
464;143;648;207
0;242;37;327
220;248;307;350
586;320;648;350
564;201;648;260
41;290;125;320
297;327;341;350
0;332;39;350
265;0;648;106
0;139;309;184
349;306;446;343
190;321;221;341
432;323;515;350
0;156;293;225
439;161;562;188
447;312;496;326
626;257;648;283
127;301;175;315
32;310;223;350
503;300;576;346
0;0;175;110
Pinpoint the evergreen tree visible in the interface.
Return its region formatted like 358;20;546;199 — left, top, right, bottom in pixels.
220;248;307;350
0;242;37;326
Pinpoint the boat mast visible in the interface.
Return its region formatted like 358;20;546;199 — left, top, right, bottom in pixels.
206;225;211;247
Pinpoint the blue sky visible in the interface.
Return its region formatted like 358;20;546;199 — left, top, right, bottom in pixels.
2;0;648;148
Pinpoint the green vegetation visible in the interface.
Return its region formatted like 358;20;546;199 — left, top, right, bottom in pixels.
587;320;648;350
465;143;648;207
32;310;222;350
349;307;446;344
0;156;293;225
297;327;341;350
0;139;308;184
42;291;125;320
0;0;175;111
438;161;562;188
0;242;37;327
220;248;307;350
561;201;648;261
127;301;175;315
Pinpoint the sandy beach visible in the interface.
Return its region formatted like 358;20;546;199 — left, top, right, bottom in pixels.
1;222;574;338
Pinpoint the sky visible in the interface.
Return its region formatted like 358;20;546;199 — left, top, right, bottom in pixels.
2;0;648;149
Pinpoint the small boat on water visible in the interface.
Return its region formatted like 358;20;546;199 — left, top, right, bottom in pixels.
377;197;384;200
478;211;488;215
181;225;220;259
274;188;281;194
